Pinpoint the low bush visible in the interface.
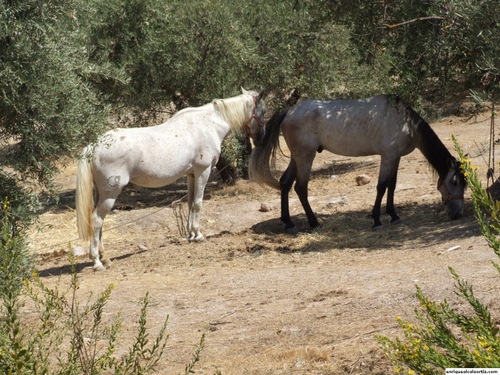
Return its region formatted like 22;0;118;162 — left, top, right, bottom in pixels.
377;127;500;373
0;200;206;374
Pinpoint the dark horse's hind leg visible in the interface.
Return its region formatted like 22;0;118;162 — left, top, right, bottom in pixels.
280;161;298;233
294;154;320;230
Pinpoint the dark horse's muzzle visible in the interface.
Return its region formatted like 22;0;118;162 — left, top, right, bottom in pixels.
438;171;465;220
447;201;464;219
444;193;464;219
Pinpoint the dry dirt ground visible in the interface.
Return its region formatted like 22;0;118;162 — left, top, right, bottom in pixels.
28;113;499;374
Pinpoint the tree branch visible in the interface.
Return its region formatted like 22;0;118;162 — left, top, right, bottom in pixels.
381;16;446;29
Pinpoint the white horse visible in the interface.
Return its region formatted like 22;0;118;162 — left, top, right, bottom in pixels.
76;88;266;270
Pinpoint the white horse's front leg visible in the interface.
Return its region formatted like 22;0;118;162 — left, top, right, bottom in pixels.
187;169;210;242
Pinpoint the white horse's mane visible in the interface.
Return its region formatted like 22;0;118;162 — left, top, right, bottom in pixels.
169;90;257;131
212;91;257;132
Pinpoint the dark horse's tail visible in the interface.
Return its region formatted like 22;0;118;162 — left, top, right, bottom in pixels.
249;109;288;190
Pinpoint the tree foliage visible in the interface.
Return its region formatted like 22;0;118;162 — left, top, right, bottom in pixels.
0;0;112;222
0;1;111;177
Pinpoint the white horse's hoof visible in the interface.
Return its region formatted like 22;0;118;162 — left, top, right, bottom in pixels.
188;235;206;242
102;258;112;268
92;264;107;272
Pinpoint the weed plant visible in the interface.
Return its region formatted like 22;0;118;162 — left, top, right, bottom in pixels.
378;128;500;372
0;201;206;374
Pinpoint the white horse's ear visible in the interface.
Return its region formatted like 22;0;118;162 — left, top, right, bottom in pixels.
241;87;249;95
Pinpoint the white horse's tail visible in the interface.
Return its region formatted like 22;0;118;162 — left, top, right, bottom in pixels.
76;150;94;241
248;109;286;190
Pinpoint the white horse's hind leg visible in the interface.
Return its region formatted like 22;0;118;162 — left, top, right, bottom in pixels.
186;174;195;240
187;168;211;242
90;209;106;271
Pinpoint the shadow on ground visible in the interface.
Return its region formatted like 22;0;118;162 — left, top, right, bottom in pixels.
250;200;479;253
37;249;148;277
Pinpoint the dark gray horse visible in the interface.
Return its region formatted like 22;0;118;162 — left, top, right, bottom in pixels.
250;94;465;232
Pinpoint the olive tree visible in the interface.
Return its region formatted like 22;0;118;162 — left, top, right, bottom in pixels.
0;1;117;222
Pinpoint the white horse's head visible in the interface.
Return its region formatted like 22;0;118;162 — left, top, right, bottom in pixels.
241;87;266;145
212;88;266;142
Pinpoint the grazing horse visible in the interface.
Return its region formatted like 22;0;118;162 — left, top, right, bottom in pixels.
76;88;266;270
249;94;465;232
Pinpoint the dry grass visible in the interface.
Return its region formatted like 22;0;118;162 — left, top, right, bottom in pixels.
265;345;330;363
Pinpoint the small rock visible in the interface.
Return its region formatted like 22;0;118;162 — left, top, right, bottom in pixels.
137;244;148;251
355;174;371;186
259;202;271;212
324;196;349;208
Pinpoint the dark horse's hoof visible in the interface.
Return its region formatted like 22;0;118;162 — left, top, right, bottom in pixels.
306;223;321;233
372;224;383;231
390;218;401;225
285;226;299;235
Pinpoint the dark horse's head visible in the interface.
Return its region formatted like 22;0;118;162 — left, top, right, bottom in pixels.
438;158;466;219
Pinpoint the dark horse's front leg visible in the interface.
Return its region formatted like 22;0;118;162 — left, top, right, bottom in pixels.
385;158;401;224
372;157;401;230
371;181;386;230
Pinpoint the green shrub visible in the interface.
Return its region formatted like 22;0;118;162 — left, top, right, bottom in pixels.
0;200;37;372
377;129;500;373
0;201;206;374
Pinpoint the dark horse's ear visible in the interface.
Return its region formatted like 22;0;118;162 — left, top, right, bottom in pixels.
257;90;266;102
447;157;459;169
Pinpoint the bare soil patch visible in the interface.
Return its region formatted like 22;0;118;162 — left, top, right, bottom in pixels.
29;113;499;374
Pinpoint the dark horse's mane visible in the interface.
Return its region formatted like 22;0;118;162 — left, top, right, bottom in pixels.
407;106;454;179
